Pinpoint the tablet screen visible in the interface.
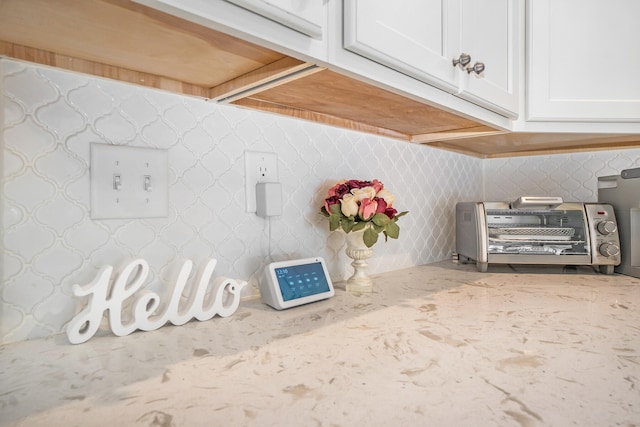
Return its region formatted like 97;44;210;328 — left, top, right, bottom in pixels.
274;261;331;301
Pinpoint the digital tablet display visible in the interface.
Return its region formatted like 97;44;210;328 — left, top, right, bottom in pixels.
261;257;334;310
274;262;331;301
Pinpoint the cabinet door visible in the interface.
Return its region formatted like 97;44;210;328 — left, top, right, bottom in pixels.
225;0;323;39
455;0;519;118
528;0;640;121
343;0;459;93
133;0;327;61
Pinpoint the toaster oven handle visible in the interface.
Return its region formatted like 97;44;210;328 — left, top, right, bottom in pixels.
511;196;563;209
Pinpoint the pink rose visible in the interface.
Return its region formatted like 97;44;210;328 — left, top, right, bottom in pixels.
371;179;384;193
358;198;378;220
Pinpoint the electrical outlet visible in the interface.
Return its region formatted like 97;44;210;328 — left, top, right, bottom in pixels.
245;151;278;212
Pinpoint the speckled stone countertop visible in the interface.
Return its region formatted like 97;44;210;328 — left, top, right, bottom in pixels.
2;261;640;426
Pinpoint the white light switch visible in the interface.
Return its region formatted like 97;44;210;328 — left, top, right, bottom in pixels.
90;143;169;219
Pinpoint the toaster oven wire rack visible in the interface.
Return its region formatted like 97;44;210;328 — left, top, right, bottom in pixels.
488;226;577;241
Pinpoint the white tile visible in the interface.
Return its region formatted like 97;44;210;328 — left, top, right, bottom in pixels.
115;222;158;253
3;220;57;261
67;83;114;121
33;246;84;283
3;149;24;178
34;145;85;184
35;97;86;138
4;57;639;344
163;102;198;131
94;112;137;142
182;126;217;158
141;118;179;149
34;193;85;234
63;220;111;253
4;117;58;162
3;96;26;125
4;66;58;109
2;271;54;312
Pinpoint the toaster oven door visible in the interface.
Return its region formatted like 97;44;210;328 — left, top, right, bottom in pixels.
484;203;592;265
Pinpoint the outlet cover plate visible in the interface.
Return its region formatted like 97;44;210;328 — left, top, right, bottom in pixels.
245;151;278;212
90;143;169;219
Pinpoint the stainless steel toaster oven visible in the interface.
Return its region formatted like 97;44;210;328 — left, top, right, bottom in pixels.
598;167;640;278
456;197;621;273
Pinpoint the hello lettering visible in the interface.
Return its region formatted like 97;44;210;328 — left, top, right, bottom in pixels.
66;258;247;344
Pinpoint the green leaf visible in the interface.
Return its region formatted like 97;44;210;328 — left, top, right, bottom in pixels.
329;214;340;231
352;221;367;232
372;213;390;226
394;211;409;220
372;223;384;233
341;217;355;233
363;227;379;248
385;221;400;239
329;203;342;215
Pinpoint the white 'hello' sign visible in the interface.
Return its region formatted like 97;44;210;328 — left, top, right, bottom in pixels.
66;258;247;344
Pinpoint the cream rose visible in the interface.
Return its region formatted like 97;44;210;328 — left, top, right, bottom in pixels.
340;193;359;217
351;186;377;201
376;189;395;207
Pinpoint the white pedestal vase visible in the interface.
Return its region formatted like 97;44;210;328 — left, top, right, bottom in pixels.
344;229;374;292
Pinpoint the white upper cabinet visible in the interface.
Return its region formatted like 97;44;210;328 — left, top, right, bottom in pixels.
133;0;327;61
225;0;324;39
527;0;640;122
343;0;520;118
455;0;519;119
344;0;460;94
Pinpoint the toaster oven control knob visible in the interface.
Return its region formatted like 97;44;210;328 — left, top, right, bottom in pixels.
596;220;617;235
599;242;620;257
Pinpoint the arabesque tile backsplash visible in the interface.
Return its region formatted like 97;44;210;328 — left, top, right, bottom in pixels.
1;58;639;344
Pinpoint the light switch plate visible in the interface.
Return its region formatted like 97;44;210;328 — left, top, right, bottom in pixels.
90;143;169;219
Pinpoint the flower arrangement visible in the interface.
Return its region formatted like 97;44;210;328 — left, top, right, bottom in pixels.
320;179;408;248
